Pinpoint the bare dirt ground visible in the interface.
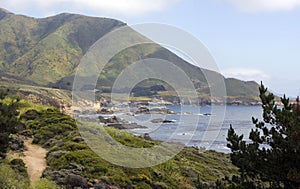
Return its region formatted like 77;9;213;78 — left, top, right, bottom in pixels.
22;139;47;184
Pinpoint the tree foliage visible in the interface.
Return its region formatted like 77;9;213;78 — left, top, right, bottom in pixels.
227;83;300;188
0;89;19;157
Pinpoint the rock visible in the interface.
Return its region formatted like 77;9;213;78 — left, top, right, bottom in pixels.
98;108;114;114
43;166;88;187
143;133;152;140
135;106;150;114
107;123;118;128
98;116;119;124
151;118;164;123
93;182;111;189
16;123;26;132
42;168;67;185
153;170;164;179
65;174;88;189
151;182;167;189
151;118;175;123
93;176;117;189
150;108;174;114
73;109;81;114
162;120;174;123
107;116;119;124
135;106;174;114
98;116;106;123
106;123;147;130
72;136;85;143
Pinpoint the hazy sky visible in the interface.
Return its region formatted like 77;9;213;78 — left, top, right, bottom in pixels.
0;0;299;96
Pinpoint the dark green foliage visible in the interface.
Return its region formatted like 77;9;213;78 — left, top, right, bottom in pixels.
227;83;300;188
21;108;77;145
0;89;19;157
49;150;109;178
0;163;30;188
10;158;28;177
8;134;25;151
60;141;88;151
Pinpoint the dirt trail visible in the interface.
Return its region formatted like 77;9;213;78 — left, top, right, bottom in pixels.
22;139;47;184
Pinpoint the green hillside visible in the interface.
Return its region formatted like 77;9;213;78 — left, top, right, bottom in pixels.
0;96;238;188
0;8;124;85
0;8;260;104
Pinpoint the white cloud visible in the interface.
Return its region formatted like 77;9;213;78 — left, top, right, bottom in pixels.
222;68;270;82
224;0;300;12
0;0;180;17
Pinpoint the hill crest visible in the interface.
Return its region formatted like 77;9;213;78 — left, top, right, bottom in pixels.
0;9;260;104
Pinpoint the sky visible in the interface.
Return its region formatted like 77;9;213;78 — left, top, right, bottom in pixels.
0;0;299;96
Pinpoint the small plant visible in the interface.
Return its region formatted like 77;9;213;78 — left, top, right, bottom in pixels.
33;178;59;189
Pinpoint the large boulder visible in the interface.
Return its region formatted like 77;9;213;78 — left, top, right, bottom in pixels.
65;174;88;189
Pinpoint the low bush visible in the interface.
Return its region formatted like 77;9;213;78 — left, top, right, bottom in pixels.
32;178;59;189
10;158;28;177
0;163;30;188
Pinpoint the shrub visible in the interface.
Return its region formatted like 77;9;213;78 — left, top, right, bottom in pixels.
10;158;28;176
8;134;25;151
22;108;77;145
0;90;19;155
33;178;59;189
0;164;30;188
61;141;88;151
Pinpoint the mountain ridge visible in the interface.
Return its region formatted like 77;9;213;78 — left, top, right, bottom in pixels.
0;9;260;104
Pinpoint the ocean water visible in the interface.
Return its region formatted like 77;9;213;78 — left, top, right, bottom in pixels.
125;105;263;153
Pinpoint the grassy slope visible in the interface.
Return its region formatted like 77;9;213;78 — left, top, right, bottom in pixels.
0;80;72;111
0;9;124;85
0;8;259;102
15;100;238;188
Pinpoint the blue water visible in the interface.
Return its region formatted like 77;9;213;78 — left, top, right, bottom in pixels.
124;105;263;153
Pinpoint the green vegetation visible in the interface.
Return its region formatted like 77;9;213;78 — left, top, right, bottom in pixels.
0;88;238;188
0;89;19;158
0;9;124;85
0;163;30;188
226;83;300;188
0;81;72;115
0;9;260;104
32;178;59;189
9;158;28;177
13;99;237;188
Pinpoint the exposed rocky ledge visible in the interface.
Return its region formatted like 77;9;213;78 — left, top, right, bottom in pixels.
98;115;146;129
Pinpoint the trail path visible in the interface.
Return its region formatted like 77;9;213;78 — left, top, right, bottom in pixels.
22;139;47;184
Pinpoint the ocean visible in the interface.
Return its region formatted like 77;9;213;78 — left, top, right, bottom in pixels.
125;105;263;153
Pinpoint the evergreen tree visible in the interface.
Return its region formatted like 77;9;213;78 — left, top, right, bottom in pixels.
227;83;300;189
0;89;19;158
